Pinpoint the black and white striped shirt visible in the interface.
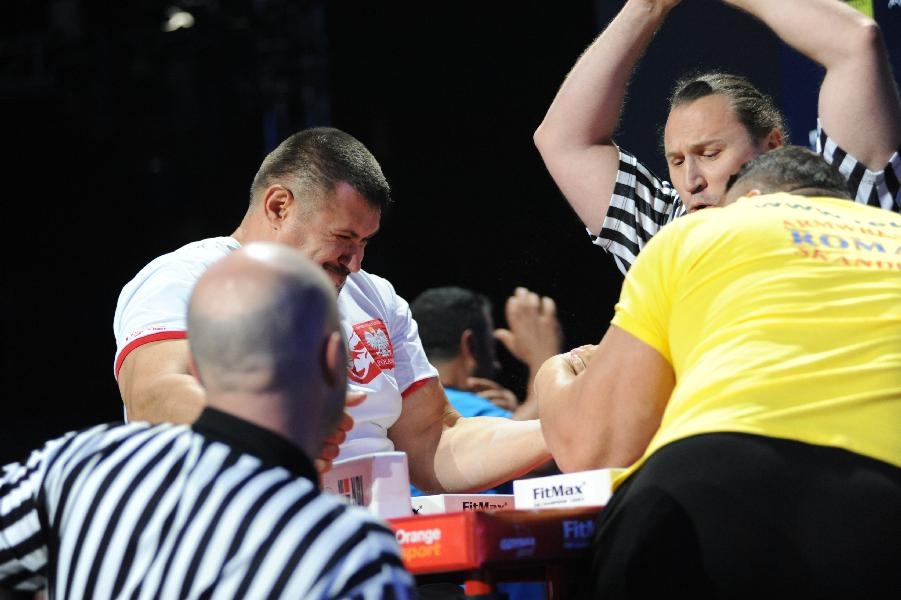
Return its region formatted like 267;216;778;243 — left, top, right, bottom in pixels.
0;408;414;599
593;121;901;274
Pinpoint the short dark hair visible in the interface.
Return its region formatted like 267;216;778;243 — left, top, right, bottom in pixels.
725;145;852;199
411;286;493;364
666;71;787;146
250;126;392;210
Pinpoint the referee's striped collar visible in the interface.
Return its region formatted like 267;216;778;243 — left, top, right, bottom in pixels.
192;407;318;481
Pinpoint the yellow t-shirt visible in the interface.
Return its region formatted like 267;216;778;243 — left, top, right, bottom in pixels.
613;193;901;483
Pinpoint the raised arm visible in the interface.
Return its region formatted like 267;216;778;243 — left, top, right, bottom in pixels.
533;0;681;234
725;0;901;169
389;378;551;494
493;287;563;420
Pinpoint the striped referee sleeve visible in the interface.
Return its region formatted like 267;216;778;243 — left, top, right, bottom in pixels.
1;423;414;599
593;148;685;274
817;121;901;213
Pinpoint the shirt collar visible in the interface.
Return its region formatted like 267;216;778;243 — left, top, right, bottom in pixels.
192;407;318;481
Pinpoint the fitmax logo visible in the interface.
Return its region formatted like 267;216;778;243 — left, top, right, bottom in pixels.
532;483;585;499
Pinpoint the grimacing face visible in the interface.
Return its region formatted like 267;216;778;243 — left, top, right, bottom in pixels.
277;181;381;292
663;94;770;212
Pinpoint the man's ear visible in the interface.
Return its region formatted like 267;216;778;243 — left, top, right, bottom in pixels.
322;331;347;388
459;329;476;361
764;128;784;151
459;329;481;376
262;184;293;227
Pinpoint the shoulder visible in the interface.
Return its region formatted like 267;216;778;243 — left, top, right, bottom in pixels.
123;237;238;286
35;421;184;472
156;237;239;274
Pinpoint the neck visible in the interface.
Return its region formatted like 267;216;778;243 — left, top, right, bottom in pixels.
207;392;319;459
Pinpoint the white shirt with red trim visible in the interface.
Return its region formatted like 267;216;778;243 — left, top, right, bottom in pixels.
113;236;438;459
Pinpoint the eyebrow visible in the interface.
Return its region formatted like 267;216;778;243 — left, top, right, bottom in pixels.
665;139;728;158
335;227;380;241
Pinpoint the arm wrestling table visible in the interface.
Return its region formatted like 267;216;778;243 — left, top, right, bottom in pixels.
388;505;602;598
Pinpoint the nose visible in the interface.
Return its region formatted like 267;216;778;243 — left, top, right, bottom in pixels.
339;243;365;273
683;158;706;195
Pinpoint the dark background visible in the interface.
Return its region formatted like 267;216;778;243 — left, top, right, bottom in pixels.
3;0;899;464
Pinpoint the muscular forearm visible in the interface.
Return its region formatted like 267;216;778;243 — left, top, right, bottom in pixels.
537;0;674;146
535;330;670;473
431;417;551;493
724;0;870;66
535;355;611;472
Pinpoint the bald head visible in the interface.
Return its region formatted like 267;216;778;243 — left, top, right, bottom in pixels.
187;242;346;456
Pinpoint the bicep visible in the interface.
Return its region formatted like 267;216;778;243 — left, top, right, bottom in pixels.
117;339;203;423
818;23;901;169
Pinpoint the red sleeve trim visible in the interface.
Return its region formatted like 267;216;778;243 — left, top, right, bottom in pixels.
401;376;438;399
114;331;188;380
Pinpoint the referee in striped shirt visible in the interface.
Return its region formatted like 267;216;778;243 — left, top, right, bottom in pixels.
0;242;414;599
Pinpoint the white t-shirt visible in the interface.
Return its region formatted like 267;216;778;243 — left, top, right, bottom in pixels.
113;236;438;459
